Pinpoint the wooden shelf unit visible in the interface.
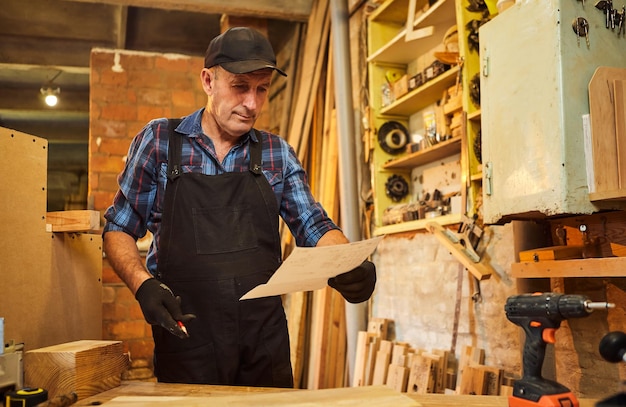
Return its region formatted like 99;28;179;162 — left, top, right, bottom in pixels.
383;136;461;170
380;66;459;116
368;0;457;65
373;213;462;236
367;0;474;233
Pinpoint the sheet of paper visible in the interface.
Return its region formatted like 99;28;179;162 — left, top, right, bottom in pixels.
240;236;384;300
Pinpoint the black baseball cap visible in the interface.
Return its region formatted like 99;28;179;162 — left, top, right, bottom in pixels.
204;27;287;77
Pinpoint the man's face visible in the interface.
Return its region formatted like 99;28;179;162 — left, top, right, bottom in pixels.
202;66;273;138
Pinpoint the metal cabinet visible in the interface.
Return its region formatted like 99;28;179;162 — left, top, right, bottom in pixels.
479;0;626;224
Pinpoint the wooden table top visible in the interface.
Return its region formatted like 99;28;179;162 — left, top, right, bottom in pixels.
75;381;601;407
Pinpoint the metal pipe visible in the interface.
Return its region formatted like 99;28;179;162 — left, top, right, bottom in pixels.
330;0;367;385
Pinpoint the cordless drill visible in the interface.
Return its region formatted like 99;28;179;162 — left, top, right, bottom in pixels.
505;292;614;407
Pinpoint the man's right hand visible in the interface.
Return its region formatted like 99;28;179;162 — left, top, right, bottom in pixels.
135;278;196;339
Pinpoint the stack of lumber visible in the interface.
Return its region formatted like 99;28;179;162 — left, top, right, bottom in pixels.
353;318;516;396
352;318;453;393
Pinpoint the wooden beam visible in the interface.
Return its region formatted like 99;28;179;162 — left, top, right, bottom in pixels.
63;0;312;21
0;87;89;113
46;210;101;233
24;340;129;399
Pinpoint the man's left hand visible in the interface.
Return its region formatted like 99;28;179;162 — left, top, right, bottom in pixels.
328;260;376;303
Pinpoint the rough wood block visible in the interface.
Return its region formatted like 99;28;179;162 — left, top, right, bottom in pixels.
431;349;449;393
479;365;503;395
24;340;129;399
46;210;101;233
365;336;381;385
406;354;435;394
352;331;369;387
391;344;408;366
500;384;514;396
459;365;487;395
422;353;443;393
386;365;409;392
379;340;393;355
372;350;391;386
455;346;485;392
367;318;390;339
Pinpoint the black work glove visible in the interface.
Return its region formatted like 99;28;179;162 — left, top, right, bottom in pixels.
135;278;196;339
328;260;377;304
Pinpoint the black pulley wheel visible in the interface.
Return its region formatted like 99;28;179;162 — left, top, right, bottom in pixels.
385;174;409;202
378;121;409;155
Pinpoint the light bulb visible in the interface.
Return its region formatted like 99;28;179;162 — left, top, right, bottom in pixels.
40;87;60;107
45;93;58;107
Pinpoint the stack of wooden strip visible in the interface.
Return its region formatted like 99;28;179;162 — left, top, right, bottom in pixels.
352;319;517;396
352;318;453;394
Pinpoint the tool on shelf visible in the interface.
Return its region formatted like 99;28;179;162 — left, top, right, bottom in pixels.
426;214;491;281
505;293;614;407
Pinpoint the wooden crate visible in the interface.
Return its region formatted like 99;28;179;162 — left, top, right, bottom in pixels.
24;340;129;399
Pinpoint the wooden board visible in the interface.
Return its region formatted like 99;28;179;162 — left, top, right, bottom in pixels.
615;79;626;188
518;245;583;262
0;127;102;351
99;386;420;406
73;381;601;407
426;222;491;281
459;365;486;395
406;354;435;394
353;331;370;387
372;349;391;385
588;67;626;196
25;340;129;400
367;318;390;339
46;210;101;232
386;365;409;392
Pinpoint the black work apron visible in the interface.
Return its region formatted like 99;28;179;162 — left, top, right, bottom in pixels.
152;122;293;387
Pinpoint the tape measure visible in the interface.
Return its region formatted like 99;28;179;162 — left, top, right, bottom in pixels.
5;387;48;407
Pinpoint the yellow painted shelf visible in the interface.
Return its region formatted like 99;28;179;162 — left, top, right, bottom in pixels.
380;66;459;116
383;136;461;170
368;0;457;65
373;213;461;236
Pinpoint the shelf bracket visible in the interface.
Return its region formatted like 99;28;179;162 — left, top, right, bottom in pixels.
426;220;492;281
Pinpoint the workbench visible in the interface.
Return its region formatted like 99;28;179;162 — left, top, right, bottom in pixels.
76;381;600;406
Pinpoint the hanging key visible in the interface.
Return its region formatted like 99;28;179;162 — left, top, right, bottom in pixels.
617;6;625;36
572;17;590;47
596;0;611;28
611;6;617;29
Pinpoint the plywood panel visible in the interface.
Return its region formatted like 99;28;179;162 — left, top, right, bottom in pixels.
0;127;102;351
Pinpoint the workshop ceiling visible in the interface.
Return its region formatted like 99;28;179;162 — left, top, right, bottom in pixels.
0;0;306;146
